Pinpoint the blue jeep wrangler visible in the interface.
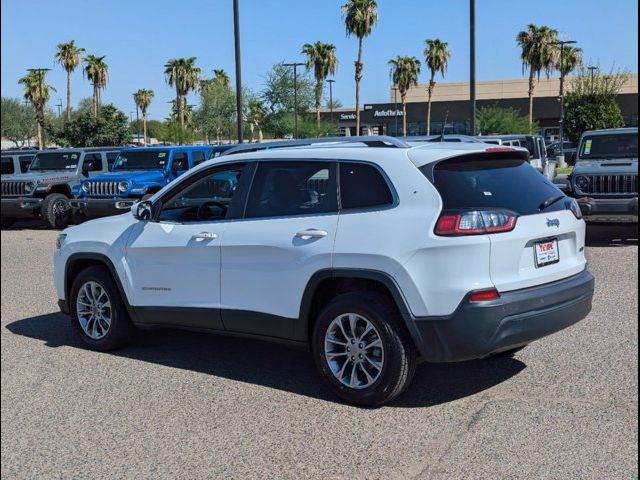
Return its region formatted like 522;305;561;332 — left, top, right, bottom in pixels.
71;146;214;219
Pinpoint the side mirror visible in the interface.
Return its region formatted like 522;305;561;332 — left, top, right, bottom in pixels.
81;163;91;177
132;200;153;221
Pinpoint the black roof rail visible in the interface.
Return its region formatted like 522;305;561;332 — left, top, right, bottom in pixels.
221;135;409;156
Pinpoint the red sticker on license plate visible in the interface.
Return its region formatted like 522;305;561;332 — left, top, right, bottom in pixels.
535;239;560;267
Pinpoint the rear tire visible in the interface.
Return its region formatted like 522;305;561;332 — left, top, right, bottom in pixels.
70;266;134;351
41;193;71;229
312;292;417;407
1;217;15;229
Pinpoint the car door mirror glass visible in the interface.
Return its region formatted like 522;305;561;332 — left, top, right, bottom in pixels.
133;200;153;220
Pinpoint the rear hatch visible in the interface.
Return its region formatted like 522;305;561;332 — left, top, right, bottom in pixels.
426;151;587;292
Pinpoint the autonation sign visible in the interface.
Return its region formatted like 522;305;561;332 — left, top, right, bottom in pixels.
373;109;403;118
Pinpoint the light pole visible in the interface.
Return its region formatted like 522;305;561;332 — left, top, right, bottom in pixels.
469;0;476;135
550;39;576;167
588;66;598;94
233;0;244;143
327;79;336;122
392;86;399;136
283;62;305;138
27;68;50;149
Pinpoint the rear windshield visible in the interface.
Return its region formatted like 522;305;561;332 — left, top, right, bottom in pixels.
113;150;169;170
29;152;80;171
426;157;564;216
579;133;638;159
1;157;14;175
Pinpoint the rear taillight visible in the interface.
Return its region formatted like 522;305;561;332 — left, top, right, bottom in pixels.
435;210;518;236
484;147;516;153
469;289;500;303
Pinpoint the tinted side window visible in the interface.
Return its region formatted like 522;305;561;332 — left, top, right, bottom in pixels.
245;161;337;219
192;150;206;166
83;153;103;171
19;156;34;172
158;165;245;223
339;163;393;210
106;152;119;169
1;157;15;175
171;152;189;172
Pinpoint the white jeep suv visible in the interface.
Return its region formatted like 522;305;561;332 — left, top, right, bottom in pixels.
54;137;595;406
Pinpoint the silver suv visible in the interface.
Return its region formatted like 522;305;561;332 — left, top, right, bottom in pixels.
1;147;120;229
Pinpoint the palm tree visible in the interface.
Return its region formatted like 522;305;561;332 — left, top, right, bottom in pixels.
133;89;155;145
516;24;559;129
556;45;582;97
83;55;109;116
164;58;202;129
388;56;421;136
18;70;56;149
247;99;266;142
54;40;85;121
212;69;231;88
423;39;451;135
342;0;378;135
302;41;338;126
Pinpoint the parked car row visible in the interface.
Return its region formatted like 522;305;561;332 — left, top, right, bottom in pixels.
0;145;232;228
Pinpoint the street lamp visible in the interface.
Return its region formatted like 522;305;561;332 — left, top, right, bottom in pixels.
283;62;305;139
233;0;244;143
469;0;476;135
550;39;577;167
327;79;336;122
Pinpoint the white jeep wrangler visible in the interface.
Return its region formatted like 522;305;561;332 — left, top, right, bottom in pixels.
54;137;595;406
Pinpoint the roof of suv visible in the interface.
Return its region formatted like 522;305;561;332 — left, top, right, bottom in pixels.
209;140;528;170
34;147;122;153
581;127;638;135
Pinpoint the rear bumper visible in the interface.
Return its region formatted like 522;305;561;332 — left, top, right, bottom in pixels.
577;197;638;222
1;197;42;218
409;270;595;362
70;198;136;218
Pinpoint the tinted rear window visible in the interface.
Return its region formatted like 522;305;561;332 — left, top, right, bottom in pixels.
340;163;393;210
428;158;563;216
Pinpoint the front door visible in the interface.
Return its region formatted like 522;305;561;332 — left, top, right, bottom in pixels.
220;160;339;339
124;162;248;329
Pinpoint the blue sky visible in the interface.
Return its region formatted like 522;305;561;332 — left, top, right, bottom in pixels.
2;0;637;120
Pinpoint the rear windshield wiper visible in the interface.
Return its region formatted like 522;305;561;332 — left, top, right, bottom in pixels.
538;195;565;211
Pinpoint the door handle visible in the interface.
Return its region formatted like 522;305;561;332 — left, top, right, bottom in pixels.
295;229;328;240
192;232;218;240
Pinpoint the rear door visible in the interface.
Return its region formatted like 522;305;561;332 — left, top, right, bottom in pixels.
431;154;587;292
220;160;339;338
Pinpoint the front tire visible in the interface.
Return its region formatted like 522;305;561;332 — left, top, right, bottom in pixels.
70;266;134;351
312;292;417;407
41;193;71;229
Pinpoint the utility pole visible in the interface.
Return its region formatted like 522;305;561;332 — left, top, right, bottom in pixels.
469;0;476;136
327;79;336;122
283;62;305;138
588;66;598;94
233;0;244;143
56;99;63;117
550;39;576;167
392;86;399;136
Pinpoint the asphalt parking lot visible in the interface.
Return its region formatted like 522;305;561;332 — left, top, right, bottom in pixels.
1;220;638;479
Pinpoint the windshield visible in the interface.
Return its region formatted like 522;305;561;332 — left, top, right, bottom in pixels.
113;150;169;170
28;152;80;171
579;133;638;159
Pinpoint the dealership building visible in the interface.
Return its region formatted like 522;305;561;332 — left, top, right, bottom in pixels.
322;74;638;139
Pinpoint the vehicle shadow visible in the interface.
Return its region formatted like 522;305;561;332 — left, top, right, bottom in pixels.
6;312;525;408
586;224;638;247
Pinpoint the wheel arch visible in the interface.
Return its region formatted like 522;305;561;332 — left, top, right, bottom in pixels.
65;253;135;317
298;269;422;350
